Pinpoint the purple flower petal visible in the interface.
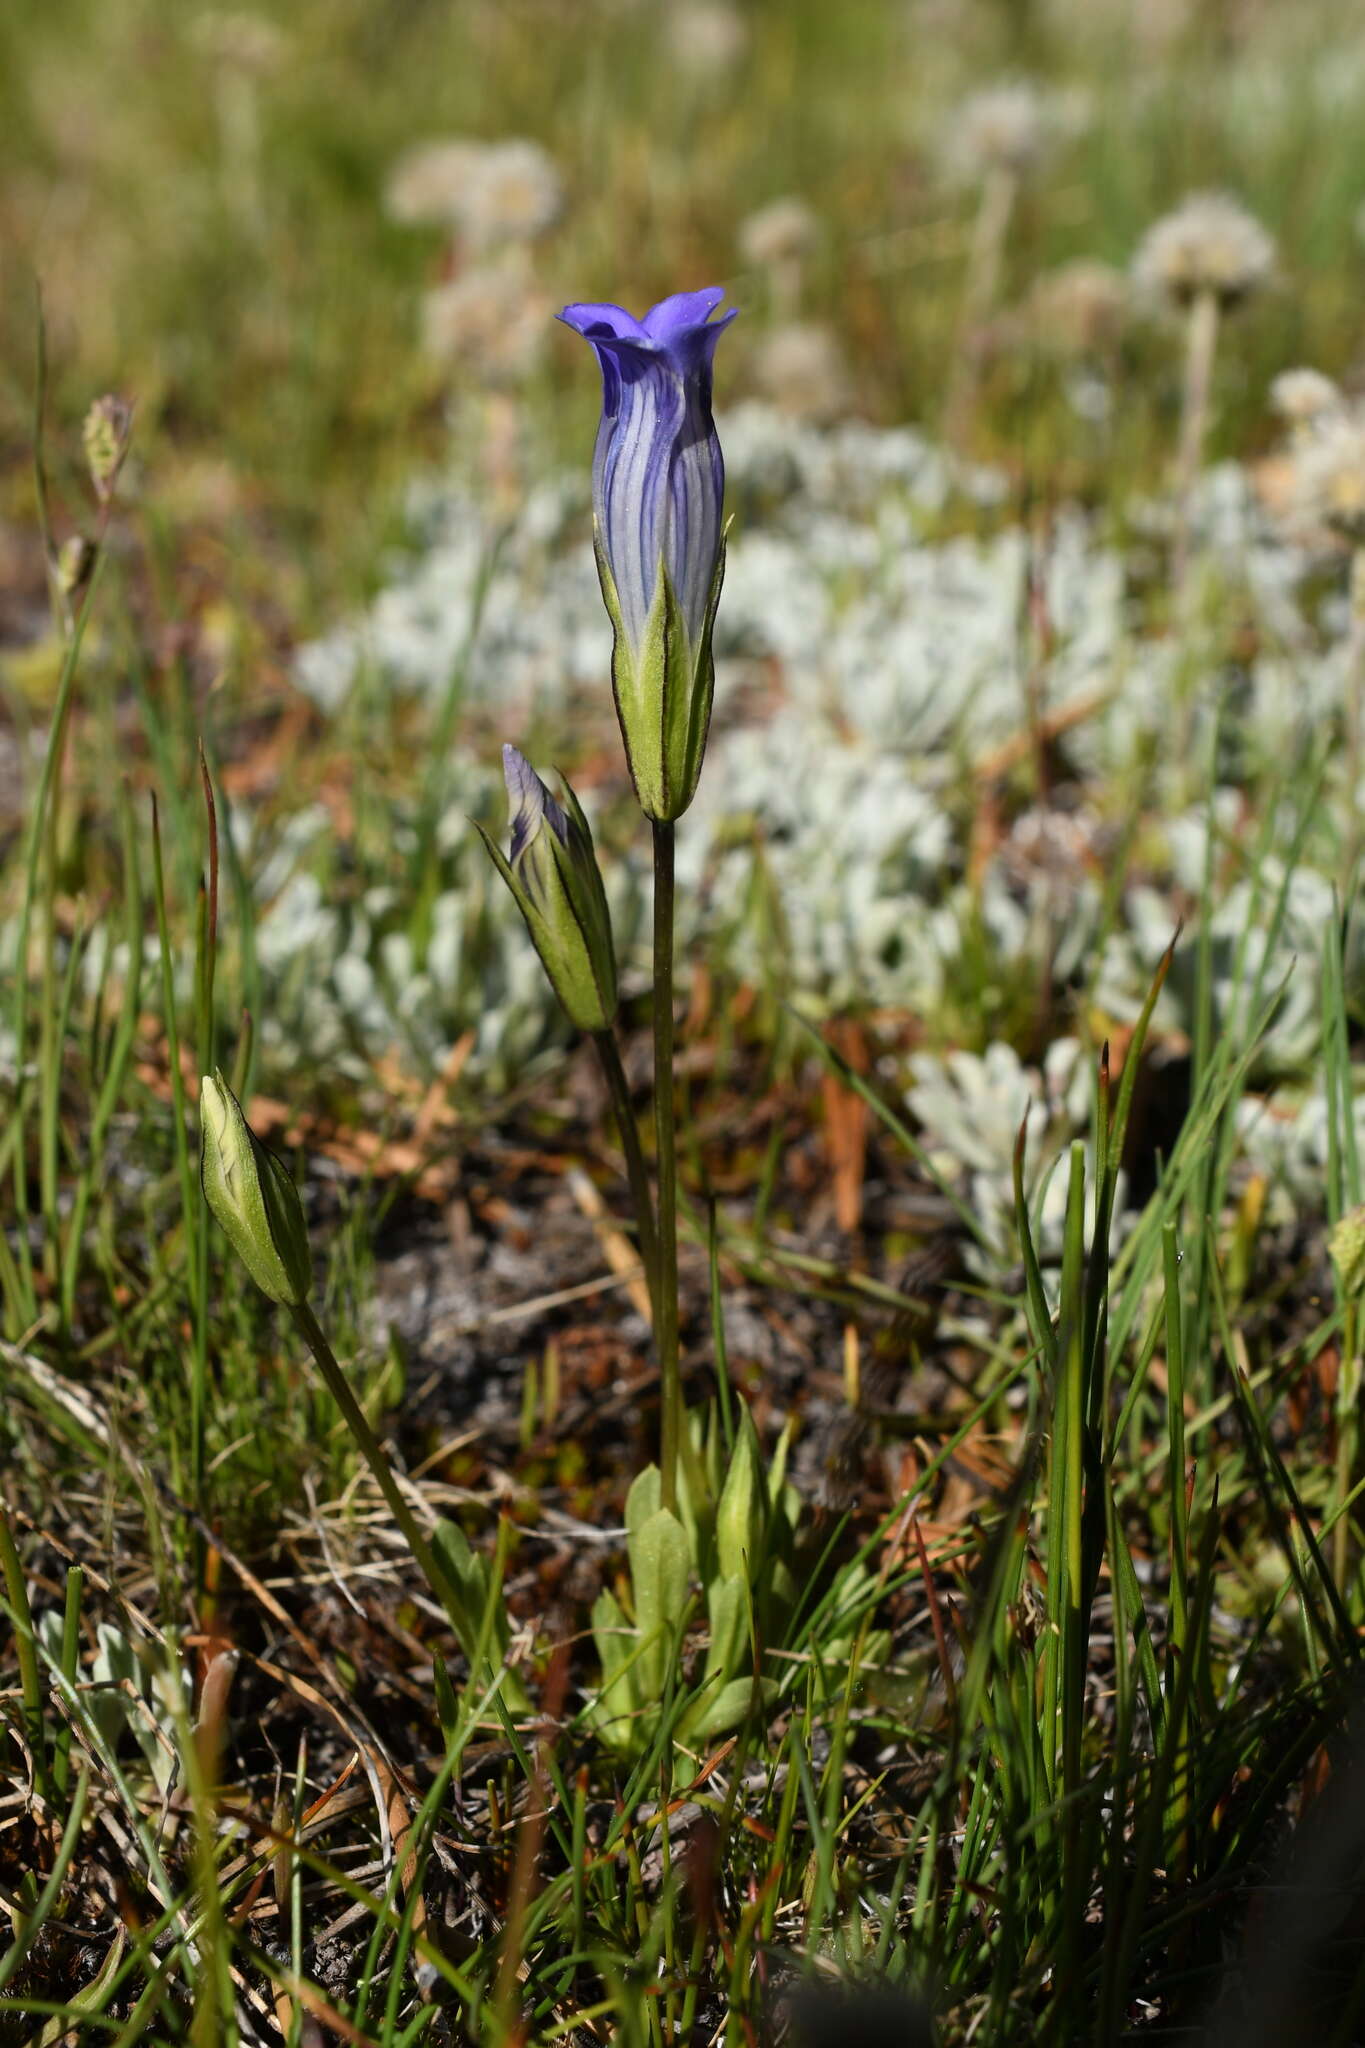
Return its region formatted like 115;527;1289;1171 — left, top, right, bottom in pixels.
503;743;568;865
640;287;728;340
561;288;734;656
642;287;726;331
558;301;650;346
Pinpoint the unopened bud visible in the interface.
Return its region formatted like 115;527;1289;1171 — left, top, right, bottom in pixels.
56;535;95;600
200;1071;312;1305
82;395;132;504
476;746;618;1033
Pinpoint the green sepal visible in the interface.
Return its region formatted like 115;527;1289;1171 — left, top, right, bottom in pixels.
593;526;644;799
430;1519;492;1647
594;520;729;822
553;777;618;1013
681;520;729;812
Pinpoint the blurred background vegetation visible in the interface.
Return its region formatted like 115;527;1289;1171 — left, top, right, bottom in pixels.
4;0;1365;615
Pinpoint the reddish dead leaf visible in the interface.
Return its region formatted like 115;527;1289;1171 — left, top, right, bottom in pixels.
819;1017;870;1235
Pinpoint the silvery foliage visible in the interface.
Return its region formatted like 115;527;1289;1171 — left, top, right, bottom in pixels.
1094;805;1341;1073
905;1037;1120;1278
275;405;1361;1227
295;473;608;718
245;769;635;1087
1237;1087;1365;1224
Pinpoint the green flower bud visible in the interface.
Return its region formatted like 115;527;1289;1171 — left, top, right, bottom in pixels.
56;535;95;600
82;394;132;504
1330;1202;1365;1300
200;1071;312;1306
477;746;618;1033
594;532;728;823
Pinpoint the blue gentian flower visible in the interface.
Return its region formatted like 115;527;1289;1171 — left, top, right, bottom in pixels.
560;288;736;820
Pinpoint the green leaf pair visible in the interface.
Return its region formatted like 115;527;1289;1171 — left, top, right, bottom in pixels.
590;1406;803;1757
590;1465;692;1751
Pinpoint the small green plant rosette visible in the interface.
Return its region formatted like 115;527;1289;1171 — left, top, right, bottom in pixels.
595;527;728;824
590;1465;691;1752
680;1407;791;1742
477;747;618;1033
200;1069;312;1306
591;1413;858;1758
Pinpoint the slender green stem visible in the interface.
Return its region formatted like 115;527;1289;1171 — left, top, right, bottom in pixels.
1333;1297;1359;1595
591;1029;659;1311
190;755;218;1577
1173;285;1219;600
9;558;110;1330
51;1565;83;1800
287;1739;307;2048
10;321;120;1328
61;783;143;1329
1343;547;1365;890
0;1508;48;1803
150;799;199;1522
944;164;1017;449
1162;1220;1191;1911
652;820;681;1514
288;1299;471;1649
38;795;61;1286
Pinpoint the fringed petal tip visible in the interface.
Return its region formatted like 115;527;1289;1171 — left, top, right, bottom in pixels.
560;290;736;371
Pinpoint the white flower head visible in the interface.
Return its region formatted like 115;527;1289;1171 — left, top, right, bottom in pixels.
420;262;550;384
1029;260;1129;356
386;136;562;248
1133;191;1276;309
665;2;749;77
191;10;287;73
1269;367;1343;431
739;197;821;272
385;139;484;226
946;80;1085;184
750;322;853;424
1291;404;1365;543
460;139;563;248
